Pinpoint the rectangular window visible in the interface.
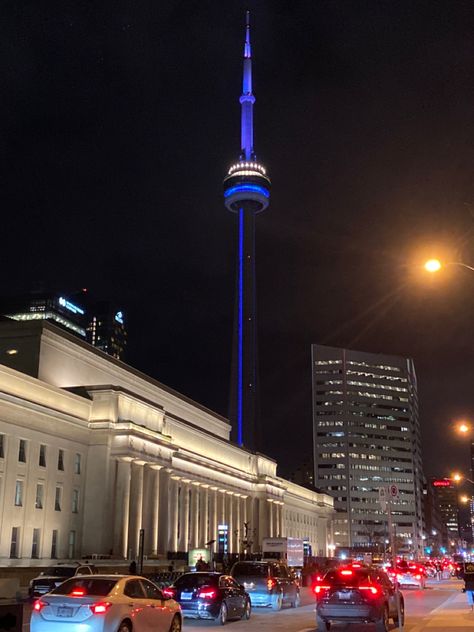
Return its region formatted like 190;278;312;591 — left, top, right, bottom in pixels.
54;487;62;511
14;481;23;506
0;435;4;459
51;530;58;559
74;453;81;475
68;530;76;559
71;489;79;514
35;484;44;509
58;449;64;471
31;528;40;559
10;527;19;558
18;439;26;463
39;445;46;467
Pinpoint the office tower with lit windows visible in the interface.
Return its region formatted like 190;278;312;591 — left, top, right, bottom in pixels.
430;478;462;548
312;344;424;554
1;292;127;361
223;13;270;449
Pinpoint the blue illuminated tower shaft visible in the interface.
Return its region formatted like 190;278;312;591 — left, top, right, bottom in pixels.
223;13;270;449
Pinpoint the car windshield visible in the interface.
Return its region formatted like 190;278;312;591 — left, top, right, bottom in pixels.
41;567;77;578
232;563;269;577
324;569;371;586
51;578;117;596
175;574;219;589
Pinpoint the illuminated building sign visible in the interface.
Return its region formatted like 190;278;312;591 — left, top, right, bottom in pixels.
114;311;124;325
432;480;451;487
218;524;229;555
58;297;85;316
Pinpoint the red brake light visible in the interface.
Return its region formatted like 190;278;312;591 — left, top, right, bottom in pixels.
163;587;176;599
314;585;331;595
70;589;86;597
33;600;47;612
415;574;421;580
198;589;217;599
340;570;353;576
267;578;276;591
352;563;362;568
90;602;112;615
359;585;379;596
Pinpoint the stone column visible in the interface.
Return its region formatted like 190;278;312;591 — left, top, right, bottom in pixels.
158;469;170;555
279;503;285;537
199;486;209;548
178;482;190;551
268;500;274;537
217;490;226;526
168;477;179;552
113;459;131;558
190;484;199;549
146;466;160;555
234;495;241;554
209;487;218;545
128;461;144;559
226;493;234;553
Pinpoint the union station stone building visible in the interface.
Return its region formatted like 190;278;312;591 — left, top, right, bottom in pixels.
0;321;334;565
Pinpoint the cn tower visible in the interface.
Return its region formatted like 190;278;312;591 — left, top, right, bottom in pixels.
223;12;271;449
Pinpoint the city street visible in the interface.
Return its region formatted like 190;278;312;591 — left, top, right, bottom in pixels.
21;579;473;632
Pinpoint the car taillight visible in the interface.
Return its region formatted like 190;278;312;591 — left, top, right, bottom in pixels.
267;578;276;591
33;600;47;613
90;602;112;615
71;589;86;596
163;587;176;599
359;585;379;597
340;570;353;576
314;585;331;596
415;574;421;580
198;589;217;599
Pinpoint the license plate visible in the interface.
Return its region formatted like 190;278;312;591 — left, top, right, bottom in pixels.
338;591;352;600
181;592;193;600
57;607;73;617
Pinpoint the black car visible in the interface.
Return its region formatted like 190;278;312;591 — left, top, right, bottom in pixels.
314;565;404;631
28;563;97;599
230;560;300;609
163;571;251;624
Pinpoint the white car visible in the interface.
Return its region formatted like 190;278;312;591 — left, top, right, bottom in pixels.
30;574;182;632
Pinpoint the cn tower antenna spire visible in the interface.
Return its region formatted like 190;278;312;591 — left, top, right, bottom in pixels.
240;10;255;160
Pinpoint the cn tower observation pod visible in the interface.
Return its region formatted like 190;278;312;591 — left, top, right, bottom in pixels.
223;161;271;213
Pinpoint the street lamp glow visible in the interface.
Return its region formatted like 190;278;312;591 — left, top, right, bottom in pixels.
460;495;470;504
452;473;463;483
424;259;442;273
457;421;471;434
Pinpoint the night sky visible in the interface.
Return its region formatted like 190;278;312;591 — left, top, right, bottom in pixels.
2;1;474;480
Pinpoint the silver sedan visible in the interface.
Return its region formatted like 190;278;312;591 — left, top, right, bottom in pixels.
30;574;182;632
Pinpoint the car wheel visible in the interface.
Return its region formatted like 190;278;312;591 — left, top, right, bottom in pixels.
117;622;132;632
216;601;228;625
168;614;182;632
316;614;330;631
291;590;301;608
375;605;390;632
393;598;405;626
241;598;251;620
271;591;283;611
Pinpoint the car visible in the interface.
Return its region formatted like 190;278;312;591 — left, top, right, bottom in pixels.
230;560;300;610
387;560;426;589
314;565;404;631
29;563;97;599
163;571;251;624
30;574;182;632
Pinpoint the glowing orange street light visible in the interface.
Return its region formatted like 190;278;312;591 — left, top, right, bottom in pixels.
459;495;470;504
424;259;442;273
452;473;463;483
458;423;470;434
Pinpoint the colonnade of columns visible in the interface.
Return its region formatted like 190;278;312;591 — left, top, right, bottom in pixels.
112;459;286;559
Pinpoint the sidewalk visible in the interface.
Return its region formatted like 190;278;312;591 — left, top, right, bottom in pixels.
410;591;474;631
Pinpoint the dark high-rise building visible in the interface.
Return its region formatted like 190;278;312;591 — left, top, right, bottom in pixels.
312;344;424;555
430;478;461;549
1;291;127;361
223;13;271;449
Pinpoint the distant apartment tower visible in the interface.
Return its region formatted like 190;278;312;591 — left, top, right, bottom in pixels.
312;344;423;554
1;292;127;361
430;478;461;549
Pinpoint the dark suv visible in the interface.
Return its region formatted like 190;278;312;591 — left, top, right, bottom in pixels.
314;565;404;631
230;560;300;610
28;563;96;598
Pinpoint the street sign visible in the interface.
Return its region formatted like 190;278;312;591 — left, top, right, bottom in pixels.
389;484;399;499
